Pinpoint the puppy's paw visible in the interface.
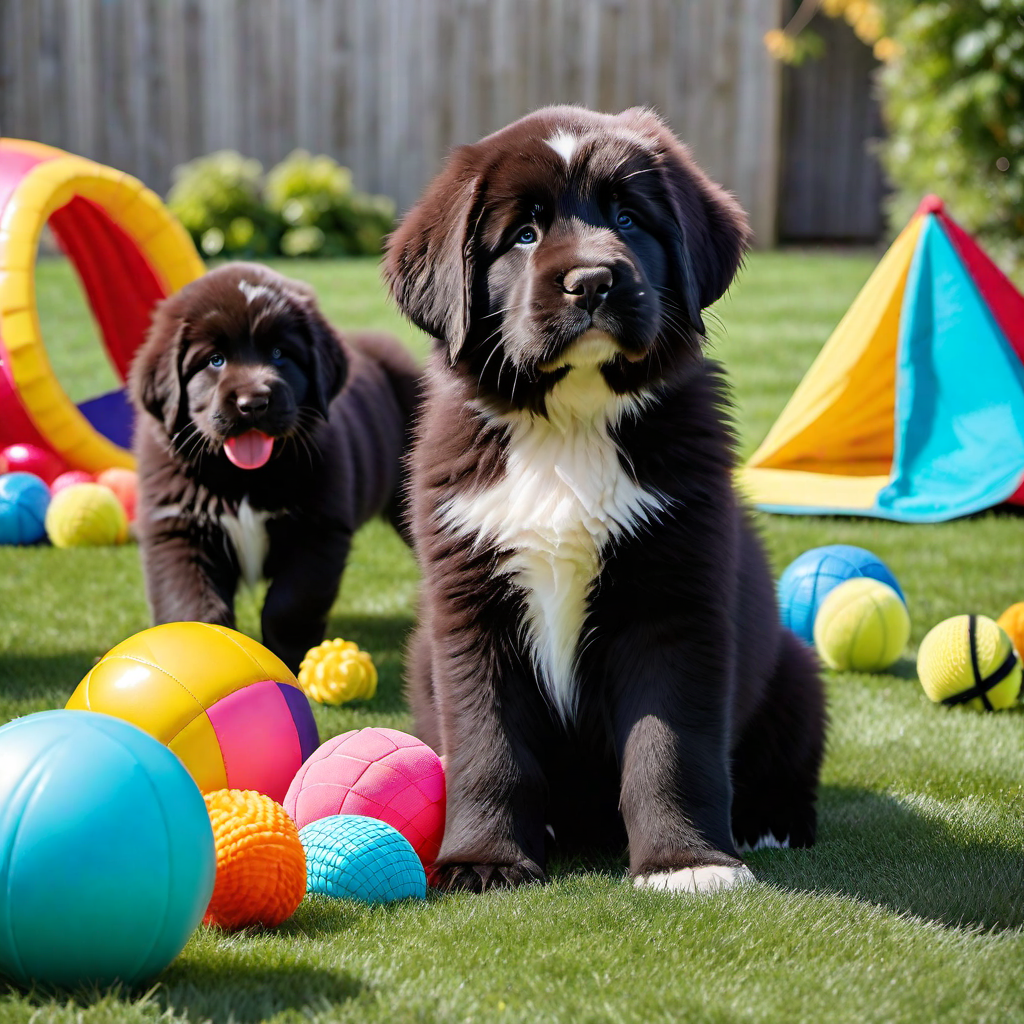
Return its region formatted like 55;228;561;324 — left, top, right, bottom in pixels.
430;860;547;893
633;864;755;894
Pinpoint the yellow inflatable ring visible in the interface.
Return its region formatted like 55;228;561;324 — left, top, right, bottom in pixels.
0;139;205;472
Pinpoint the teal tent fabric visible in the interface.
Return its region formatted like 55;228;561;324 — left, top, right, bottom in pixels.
875;218;1024;521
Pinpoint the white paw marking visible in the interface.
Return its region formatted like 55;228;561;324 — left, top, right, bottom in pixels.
545;130;580;165
736;833;790;854
633;864;756;894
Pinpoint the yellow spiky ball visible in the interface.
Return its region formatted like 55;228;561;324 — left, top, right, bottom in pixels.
45;482;128;547
916;615;1022;711
298;638;377;705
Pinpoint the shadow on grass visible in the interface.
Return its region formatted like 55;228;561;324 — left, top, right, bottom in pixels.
0;651;99;704
748;784;1024;932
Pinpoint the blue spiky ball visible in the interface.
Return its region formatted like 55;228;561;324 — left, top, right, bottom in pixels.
0;472;49;545
778;544;905;644
299;814;426;903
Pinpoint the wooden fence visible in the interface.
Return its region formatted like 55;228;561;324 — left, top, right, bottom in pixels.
1;0;784;243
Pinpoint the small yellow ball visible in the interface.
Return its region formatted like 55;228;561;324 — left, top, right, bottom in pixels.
298;638;377;705
813;577;910;671
45;482;128;548
917;615;1022;711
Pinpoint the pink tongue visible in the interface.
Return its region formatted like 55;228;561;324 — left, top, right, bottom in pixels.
224;430;274;470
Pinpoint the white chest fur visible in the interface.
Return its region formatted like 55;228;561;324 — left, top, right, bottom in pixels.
220;498;273;588
441;362;663;722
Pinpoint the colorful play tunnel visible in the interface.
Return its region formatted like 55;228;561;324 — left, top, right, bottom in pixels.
740;196;1024;523
0;139;205;473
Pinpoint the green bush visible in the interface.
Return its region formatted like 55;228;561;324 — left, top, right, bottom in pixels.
166;150;395;259
879;0;1024;271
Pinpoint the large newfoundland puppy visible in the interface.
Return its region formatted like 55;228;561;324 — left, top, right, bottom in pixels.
385;106;826;894
131;263;420;672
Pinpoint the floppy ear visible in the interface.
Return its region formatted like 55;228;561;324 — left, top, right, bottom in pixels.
130;301;186;435
383;149;483;364
618;107;751;333
305;310;348;419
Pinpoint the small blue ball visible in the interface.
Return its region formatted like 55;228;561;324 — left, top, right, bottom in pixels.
0;710;216;988
300;815;427;904
778;544;905;644
0;472;50;545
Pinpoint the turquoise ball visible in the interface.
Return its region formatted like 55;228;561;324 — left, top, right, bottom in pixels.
777;544;904;644
0;472;49;545
0;710;216;988
300;815;426;903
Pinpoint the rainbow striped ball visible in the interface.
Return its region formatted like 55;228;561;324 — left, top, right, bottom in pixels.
301;815;426;903
284;727;445;867
66;622;318;802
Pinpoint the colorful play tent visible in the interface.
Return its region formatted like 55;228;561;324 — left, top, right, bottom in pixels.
0;139;204;473
740;196;1024;523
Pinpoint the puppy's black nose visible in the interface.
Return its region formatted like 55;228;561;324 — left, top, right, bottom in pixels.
234;389;271;415
561;265;613;313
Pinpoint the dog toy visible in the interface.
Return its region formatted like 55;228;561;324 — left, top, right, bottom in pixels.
996;602;1024;658
916;615;1022;711
0;710;215;988
813;578;910;672
203;789;306;929
300;815;426;903
298;638;378;704
96;466;139;521
45;482;128;547
66;622;319;802
778;544;905;644
50;470;95;495
0;443;64;485
285;727;445;868
0;472;50;545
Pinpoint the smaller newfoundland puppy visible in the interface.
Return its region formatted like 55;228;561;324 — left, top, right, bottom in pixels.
385;106;826;894
131;263;419;672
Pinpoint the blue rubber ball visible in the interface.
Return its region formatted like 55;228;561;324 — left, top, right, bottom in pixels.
0;710;216;988
0;472;50;545
301;815;426;903
778;544;905;644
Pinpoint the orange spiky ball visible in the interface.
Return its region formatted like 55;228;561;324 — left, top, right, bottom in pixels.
298;638;377;705
203;789;306;930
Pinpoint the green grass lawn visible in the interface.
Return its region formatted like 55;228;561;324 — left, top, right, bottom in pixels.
2;253;1022;1024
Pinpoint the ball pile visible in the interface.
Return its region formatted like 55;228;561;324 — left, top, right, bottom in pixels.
301;815;426;903
285;727;446;867
298;637;378;704
203;789;306;929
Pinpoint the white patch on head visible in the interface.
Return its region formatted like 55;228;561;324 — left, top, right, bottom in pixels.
545;130;580;166
220;497;273;588
440;362;663;723
238;278;290;329
736;833;790;854
237;279;277;305
633;864;756;894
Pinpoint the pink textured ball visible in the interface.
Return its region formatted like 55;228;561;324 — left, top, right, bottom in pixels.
284;727;446;868
50;470;94;496
1;444;64;485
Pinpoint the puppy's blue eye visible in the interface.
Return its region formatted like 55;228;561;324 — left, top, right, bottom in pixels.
209;353;225;368
271;347;283;363
516;226;538;245
616;211;634;228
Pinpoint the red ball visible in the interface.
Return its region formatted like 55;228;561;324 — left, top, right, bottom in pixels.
284;727;445;868
1;444;64;485
50;470;95;496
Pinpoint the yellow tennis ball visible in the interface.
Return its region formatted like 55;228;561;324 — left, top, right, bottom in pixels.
45;482;128;547
813;577;910;671
917;615;1022;711
298;638;377;704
